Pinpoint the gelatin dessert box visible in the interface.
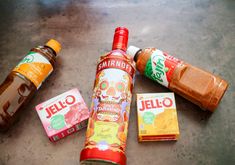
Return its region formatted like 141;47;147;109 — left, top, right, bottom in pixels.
137;93;180;142
35;88;89;142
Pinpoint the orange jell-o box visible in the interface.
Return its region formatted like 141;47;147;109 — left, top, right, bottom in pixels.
137;93;180;142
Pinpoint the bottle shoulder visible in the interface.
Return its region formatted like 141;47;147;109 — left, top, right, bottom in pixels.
31;46;56;67
135;49;153;73
101;49;133;61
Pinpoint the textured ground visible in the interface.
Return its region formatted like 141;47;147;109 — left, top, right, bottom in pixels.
0;0;235;164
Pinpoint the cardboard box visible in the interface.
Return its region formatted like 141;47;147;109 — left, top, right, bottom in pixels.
137;93;180;141
35;88;89;142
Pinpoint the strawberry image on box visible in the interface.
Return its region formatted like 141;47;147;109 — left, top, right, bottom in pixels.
35;88;89;142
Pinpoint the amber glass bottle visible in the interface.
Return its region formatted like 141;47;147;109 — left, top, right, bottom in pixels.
0;39;61;131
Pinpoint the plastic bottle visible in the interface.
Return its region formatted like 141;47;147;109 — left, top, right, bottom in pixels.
127;46;228;112
0;39;61;131
80;27;135;165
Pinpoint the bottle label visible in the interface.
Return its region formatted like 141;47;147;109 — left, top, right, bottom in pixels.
85;50;135;153
13;51;53;89
144;49;182;87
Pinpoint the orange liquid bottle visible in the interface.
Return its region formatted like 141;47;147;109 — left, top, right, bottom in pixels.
80;27;135;165
127;46;228;112
0;39;61;131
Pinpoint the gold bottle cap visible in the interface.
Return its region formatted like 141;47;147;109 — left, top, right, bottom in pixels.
46;39;61;54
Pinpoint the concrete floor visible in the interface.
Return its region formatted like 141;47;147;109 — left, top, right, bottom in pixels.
0;0;235;164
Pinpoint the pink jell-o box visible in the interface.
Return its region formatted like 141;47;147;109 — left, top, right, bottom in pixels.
35;88;89;142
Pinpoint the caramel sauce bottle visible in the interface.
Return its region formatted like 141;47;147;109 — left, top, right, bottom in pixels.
127;46;228;112
0;39;61;131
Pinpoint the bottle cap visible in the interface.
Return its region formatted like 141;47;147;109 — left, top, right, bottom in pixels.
127;45;141;60
112;27;129;51
46;39;61;54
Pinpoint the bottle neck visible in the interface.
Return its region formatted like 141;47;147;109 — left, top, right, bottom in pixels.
32;46;56;66
44;45;57;57
112;27;129;52
112;35;128;51
134;49;142;62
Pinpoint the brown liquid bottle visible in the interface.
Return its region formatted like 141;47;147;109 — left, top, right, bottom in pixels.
127;46;228;112
0;39;61;131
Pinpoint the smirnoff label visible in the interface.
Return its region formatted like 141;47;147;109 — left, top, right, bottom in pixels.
85;50;135;152
97;55;135;78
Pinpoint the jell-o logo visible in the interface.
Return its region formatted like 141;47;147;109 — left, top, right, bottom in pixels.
139;97;173;111
45;95;76;118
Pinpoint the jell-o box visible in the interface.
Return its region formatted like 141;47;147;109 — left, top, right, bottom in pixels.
35;88;89;142
137;93;180;141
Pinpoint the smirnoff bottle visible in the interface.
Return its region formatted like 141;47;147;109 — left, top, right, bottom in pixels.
80;27;135;165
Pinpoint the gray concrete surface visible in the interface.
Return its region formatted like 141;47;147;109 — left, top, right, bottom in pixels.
0;0;235;164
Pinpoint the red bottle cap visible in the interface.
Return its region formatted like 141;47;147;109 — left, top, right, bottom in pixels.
112;27;129;51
